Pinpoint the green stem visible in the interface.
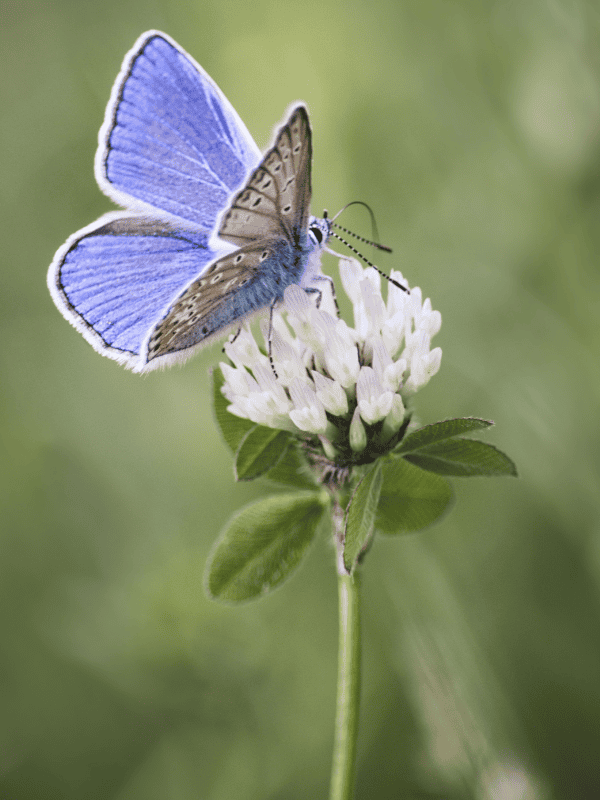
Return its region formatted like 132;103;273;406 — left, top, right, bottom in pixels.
329;570;361;800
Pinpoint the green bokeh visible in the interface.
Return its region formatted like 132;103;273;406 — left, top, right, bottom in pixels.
3;0;600;797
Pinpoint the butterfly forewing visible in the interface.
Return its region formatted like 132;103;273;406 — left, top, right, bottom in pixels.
218;106;312;246
146;240;277;360
97;32;261;232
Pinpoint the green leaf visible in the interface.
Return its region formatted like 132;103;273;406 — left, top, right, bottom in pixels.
264;444;319;490
343;461;383;572
211;367;256;453
395;417;493;455
205;492;328;602
376;457;454;534
404;438;518;477
235;426;292;481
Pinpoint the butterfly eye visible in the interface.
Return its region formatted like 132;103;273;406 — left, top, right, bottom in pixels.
310;226;323;244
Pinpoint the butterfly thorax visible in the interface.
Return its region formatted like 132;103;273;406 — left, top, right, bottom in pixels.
298;215;332;291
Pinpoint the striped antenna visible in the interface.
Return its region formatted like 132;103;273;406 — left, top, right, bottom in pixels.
329;231;409;294
332;222;392;252
329;200;390;250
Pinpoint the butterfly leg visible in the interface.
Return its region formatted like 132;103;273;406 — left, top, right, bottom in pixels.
304;276;339;316
267;299;279;379
313;275;339;315
303;287;321;304
222;326;243;352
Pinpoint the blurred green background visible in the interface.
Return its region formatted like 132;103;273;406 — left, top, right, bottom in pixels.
3;0;600;797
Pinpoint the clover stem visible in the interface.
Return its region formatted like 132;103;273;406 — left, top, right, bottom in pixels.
329;568;362;800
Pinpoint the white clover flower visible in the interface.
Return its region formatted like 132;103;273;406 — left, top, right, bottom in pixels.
220;257;442;463
288;377;329;435
311;371;349;417
356;367;394;425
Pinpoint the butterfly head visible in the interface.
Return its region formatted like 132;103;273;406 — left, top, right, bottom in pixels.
308;215;332;250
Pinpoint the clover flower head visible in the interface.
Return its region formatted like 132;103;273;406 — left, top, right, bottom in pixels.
220;257;442;471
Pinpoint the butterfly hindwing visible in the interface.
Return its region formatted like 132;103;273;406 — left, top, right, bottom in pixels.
96;31;262;231
145;238;293;362
218;106;312;246
49;214;229;365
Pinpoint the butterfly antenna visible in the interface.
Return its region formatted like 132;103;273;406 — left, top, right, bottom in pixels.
329;231;409;293
331;222;392;253
331;200;392;251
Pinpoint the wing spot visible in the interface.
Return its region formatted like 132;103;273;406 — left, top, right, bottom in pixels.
293;144;301;154
282;204;291;214
210;272;223;284
252;197;262;207
260;250;269;261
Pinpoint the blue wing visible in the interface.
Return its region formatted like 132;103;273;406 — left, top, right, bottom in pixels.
48;213;232;369
95;31;262;232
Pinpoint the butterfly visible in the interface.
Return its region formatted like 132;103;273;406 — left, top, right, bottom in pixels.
47;30;333;373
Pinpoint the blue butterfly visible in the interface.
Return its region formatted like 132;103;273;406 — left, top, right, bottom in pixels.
48;30;332;373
